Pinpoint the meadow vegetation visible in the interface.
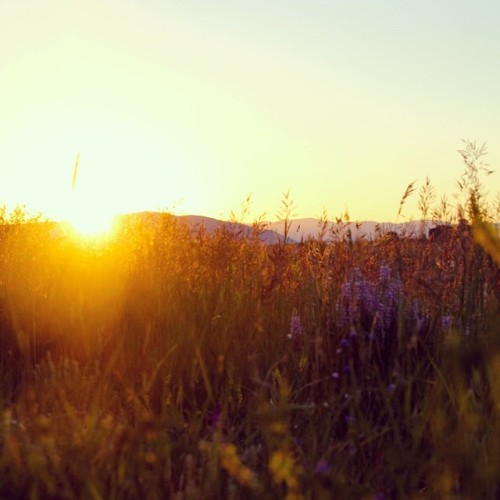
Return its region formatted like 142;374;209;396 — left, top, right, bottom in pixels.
0;141;500;498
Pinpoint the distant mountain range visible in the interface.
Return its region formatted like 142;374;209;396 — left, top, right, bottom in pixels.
119;212;467;243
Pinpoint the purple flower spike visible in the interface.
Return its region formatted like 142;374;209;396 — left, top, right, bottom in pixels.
441;315;452;332
379;265;391;283
289;313;303;338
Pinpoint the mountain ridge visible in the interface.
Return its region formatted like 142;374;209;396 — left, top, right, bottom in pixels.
119;211;499;243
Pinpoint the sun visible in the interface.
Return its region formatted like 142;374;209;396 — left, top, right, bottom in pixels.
69;209;117;239
65;199;119;240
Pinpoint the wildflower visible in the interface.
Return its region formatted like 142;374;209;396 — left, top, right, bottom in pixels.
207;405;222;430
337;268;381;331
378;265;391;283
314;460;331;475
220;443;258;489
387;383;396;394
341;280;352;299
268;449;303;494
288;312;303;349
269;450;295;484
355;277;376;313
289;313;303;338
441;315;452;332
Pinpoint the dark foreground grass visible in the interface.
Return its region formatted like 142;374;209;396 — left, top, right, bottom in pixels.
1;150;500;498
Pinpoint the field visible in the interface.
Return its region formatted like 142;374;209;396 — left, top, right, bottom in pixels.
1;152;500;498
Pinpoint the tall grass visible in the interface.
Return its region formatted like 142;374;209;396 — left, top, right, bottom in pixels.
0;144;500;498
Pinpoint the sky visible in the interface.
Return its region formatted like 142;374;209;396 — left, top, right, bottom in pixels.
0;0;499;223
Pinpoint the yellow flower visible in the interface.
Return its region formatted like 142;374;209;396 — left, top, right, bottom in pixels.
269;450;295;485
269;449;303;497
220;442;258;489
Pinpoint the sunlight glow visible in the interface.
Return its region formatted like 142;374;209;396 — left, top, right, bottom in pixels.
65;197;119;240
68;210;116;239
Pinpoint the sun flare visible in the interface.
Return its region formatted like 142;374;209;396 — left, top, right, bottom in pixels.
66;200;119;240
68;210;117;239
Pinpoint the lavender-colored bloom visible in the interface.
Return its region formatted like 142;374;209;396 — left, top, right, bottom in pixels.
207;404;221;429
340;338;349;347
387;383;396;394
336;265;407;338
441;315;452;332
289;313;303;338
378;265;391;284
341;280;352;298
355;277;376;312
314;460;331;475
338;269;376;328
407;301;432;336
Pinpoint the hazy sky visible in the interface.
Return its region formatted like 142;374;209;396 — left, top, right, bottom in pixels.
0;0;499;222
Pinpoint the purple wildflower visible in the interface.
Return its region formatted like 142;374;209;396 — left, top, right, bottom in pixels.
314;460;331;475
378;265;391;284
338;269;376;329
207;404;222;429
355;276;376;313
441;315;452;332
289;312;303;339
